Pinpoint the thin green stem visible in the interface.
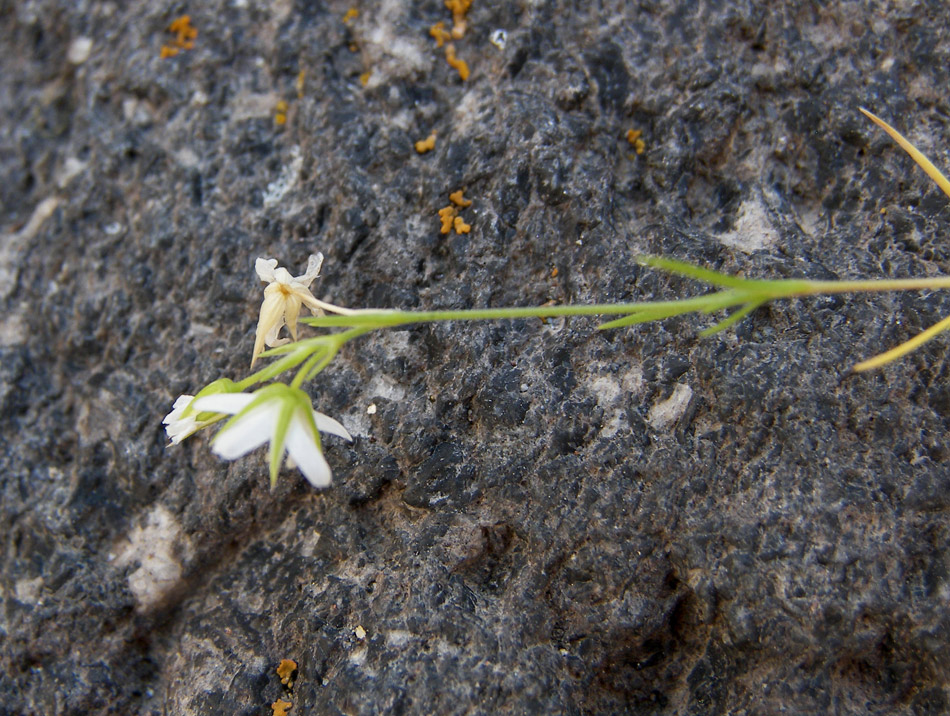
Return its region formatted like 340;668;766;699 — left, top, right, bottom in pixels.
290;350;329;389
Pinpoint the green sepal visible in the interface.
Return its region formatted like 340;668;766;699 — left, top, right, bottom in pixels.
268;399;294;490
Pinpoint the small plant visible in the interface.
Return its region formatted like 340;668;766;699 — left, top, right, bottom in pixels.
166;109;950;488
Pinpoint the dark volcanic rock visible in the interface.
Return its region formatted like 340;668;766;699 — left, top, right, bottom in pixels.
2;1;950;714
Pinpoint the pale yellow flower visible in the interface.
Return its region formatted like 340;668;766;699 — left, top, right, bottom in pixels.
251;254;325;367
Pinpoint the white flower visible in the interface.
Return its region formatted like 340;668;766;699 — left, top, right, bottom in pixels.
163;395;201;445
162;379;239;446
252;253;325;367
192;385;352;488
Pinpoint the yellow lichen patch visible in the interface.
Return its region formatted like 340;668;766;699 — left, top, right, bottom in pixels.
277;658;297;687
343;7;359;23
429;21;451;48
626;128;645;155
275;100;289;126
272;698;293;716
296;70;306;99
449;189;472;207
439;190;473;234
161;15;198;58
438;206;457;234
444;44;469;81
415;132;437;154
359;71;371;86
445;0;473;39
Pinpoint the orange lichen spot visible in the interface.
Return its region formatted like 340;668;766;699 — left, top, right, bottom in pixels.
449;189;472;207
438;190;474;234
343;7;359;23
550;266;559;278
359;71;371;86
275;100;289;126
415;132;437;154
276;659;297;686
296;70;306;99
438;206;457;234
445;0;473;39
429;21;451;48
444;44;469;81
272;698;293;716
161;15;198;58
626;128;645;155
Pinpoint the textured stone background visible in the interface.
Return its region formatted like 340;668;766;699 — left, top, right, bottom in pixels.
2;1;950;714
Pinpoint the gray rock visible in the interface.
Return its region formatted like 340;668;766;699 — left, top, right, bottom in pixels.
2;1;950;714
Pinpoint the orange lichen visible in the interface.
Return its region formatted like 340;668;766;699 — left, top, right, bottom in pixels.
444;44;469;81
276;659;297;687
415;132;437;154
445;0;473;39
550;266;559;278
429;21;451;48
272;698;293;716
626;128;645;155
275;100;289;126
359;71;371;86
343;7;359;23
438;206;457;234
438;190;473;234
449;189;472;207
296;70;306;99
161;15;197;58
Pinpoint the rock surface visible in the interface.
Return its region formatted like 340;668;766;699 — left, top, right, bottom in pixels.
2;1;950;714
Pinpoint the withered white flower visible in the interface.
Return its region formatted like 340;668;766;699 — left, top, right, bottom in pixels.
162;379;240;446
252;253;326;367
193;384;352;488
163;395;201;445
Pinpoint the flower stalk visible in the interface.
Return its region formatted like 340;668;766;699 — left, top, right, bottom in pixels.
165;108;950;488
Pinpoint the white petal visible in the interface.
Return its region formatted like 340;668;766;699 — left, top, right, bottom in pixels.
163;395;195;424
314;411;353;441
273;267;294;285
264;318;288;348
165;417;198;444
192;393;256;415
295;253;324;286
285;418;332;487
255;257;278;282
210;404;278;460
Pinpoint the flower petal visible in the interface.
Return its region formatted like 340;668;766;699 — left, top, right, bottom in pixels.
210;404;278;460
253;289;287;366
285;418;332;487
313;411;352;441
192;393;256;415
295;253;324;286
255;257;278;282
282;293;304;342
163;394;195;424
273;267;294;285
